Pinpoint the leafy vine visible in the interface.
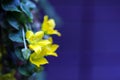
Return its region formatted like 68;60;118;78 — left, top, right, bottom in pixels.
0;0;61;79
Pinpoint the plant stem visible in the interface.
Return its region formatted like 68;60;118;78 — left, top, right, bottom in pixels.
22;28;27;49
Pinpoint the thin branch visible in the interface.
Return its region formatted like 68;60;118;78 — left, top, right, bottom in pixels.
22;28;27;49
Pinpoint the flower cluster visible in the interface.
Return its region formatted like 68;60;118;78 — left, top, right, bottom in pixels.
26;15;61;67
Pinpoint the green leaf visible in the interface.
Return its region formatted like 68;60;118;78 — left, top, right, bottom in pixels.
20;3;33;22
21;48;31;60
28;71;46;80
16;13;28;24
20;0;28;3
6;12;27;24
18;64;35;76
26;1;36;9
15;48;24;61
1;0;20;12
7;18;20;30
18;66;30;76
9;30;23;43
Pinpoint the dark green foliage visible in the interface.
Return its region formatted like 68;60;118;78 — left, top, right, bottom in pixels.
18;63;36;76
15;48;24;61
21;48;31;60
20;3;33;22
1;0;20;12
9;30;23;43
0;0;37;78
0;0;60;79
0;0;35;30
7;18;20;30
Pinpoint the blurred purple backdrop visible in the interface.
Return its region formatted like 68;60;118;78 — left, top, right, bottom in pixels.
45;0;120;80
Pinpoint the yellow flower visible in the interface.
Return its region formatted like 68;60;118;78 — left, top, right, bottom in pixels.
42;15;61;36
29;37;59;67
29;44;42;53
26;30;59;67
43;37;59;57
26;30;43;44
26;30;51;53
30;52;48;67
44;44;59;57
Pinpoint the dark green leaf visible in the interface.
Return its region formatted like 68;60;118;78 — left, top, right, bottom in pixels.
20;3;33;22
1;0;20;12
21;48;31;60
18;66;30;76
26;1;36;9
28;71;46;80
20;0;28;3
7;12;28;24
9;30;23;43
7;18;20;30
15;48;24;61
16;13;28;24
18;64;35;76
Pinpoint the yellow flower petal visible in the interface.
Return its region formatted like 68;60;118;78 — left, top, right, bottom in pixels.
30;52;48;67
48;19;56;28
48;37;53;44
29;44;41;54
51;44;59;52
44;44;59;57
48;30;61;36
39;57;48;65
38;40;51;46
46;52;58;57
29;36;36;43
44;15;48;22
35;31;44;40
46;44;59;53
26;30;34;41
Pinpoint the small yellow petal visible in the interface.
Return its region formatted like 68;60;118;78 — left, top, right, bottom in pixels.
51;44;59;52
43;44;59;57
26;30;34;40
38;40;51;46
42;18;49;32
44;15;48;22
39;57;49;65
29;44;41;53
29;36;36;43
47;30;61;36
54;30;61;36
48;19;56;28
35;31;44;40
46;52;58;57
48;37;53;44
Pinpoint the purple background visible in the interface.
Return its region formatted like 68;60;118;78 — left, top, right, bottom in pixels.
46;0;120;80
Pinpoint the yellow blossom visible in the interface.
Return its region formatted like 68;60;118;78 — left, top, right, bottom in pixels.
26;30;60;67
30;52;48;67
43;37;59;57
26;30;51;53
26;30;44;44
44;44;59;57
29;37;59;67
42;15;61;36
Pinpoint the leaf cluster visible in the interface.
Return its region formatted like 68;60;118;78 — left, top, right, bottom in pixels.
0;0;42;77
